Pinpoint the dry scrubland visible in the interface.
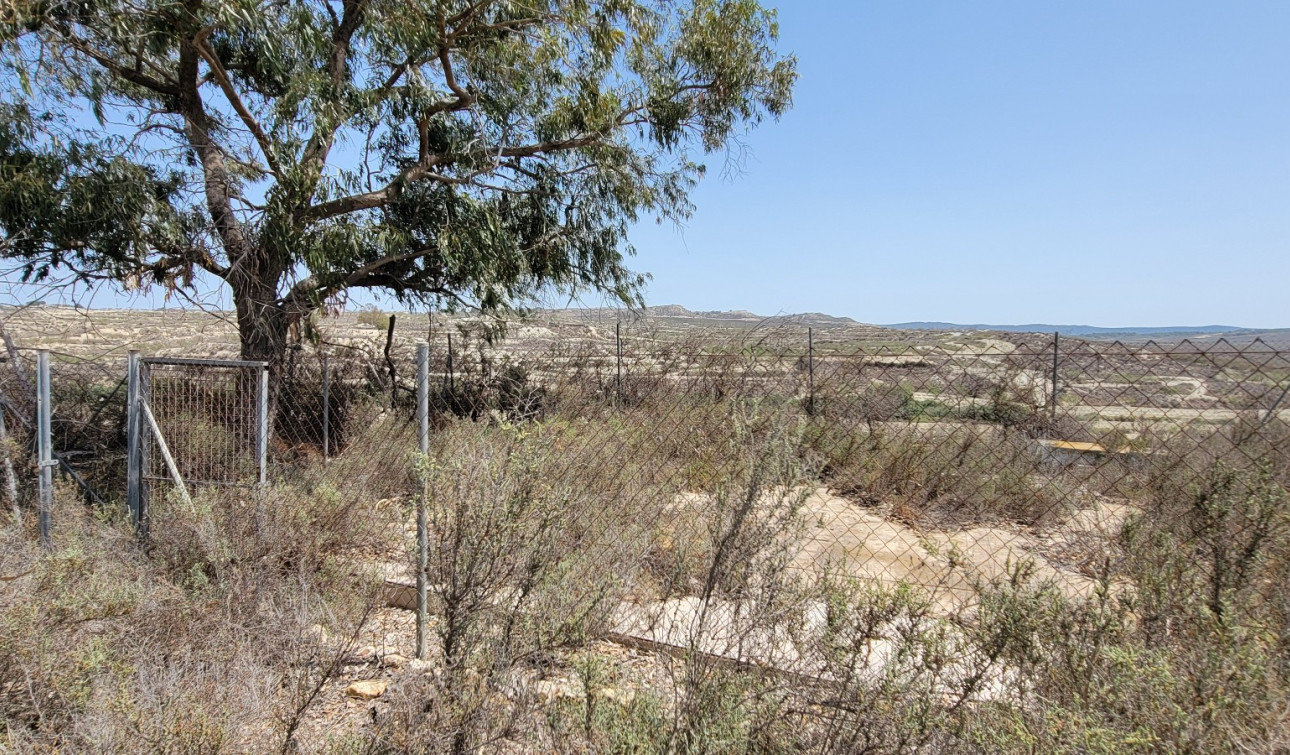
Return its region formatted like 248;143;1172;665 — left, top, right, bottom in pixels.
2;305;1290;753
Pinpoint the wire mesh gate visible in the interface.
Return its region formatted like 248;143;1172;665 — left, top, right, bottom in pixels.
126;354;268;536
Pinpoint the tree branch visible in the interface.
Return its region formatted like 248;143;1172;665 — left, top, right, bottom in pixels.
303;133;603;221
194;38;281;175
177;36;248;267
283;249;433;312
62;33;180;97
297;0;371;191
446;0;497;28
436;8;471;102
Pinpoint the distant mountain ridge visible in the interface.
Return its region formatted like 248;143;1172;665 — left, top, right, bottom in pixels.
885;322;1248;336
632;305;860;326
642;307;1262;335
596;307;1266;336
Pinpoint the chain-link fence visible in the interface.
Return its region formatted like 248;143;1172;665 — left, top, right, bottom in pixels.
5;322;1289;749
2;345;129;540
249;327;1290;677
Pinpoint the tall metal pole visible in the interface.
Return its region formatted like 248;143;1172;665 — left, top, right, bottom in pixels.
138;360;150;541
321;356;330;461
415;342;430;659
125;351;143;538
1050;331;1060;420
36;350;52;548
258;366;269;488
615;321;623;406
807;327;816;416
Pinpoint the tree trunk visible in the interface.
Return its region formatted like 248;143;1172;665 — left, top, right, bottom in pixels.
229;254;289;451
230;255;289;373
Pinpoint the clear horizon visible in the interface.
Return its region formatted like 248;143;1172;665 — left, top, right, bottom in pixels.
2;300;1279;332
4;1;1286;329
626;1;1290;329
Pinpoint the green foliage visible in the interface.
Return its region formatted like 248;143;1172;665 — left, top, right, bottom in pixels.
952;458;1290;753
0;103;192;286
0;0;796;359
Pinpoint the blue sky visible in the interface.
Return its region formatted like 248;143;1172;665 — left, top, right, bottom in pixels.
624;1;1290;327
9;1;1287;327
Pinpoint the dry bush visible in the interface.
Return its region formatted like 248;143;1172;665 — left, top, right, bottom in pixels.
790;567;1052;752
274;361;361;453
356;309;391;330
1;478;383;752
369;419;656;753
277;396;420;503
663;409;816;752
361;403;824;753
951;428;1290;753
423;422;639;664
427;354;548;423
520;404;819;753
804;421;1070;527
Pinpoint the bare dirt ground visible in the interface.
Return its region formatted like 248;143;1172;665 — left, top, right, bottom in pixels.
293;479;1134;746
6;304;1282;747
614;487;1132;637
351;482;1135;726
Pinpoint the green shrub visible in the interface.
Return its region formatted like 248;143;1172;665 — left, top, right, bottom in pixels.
356;308;390;329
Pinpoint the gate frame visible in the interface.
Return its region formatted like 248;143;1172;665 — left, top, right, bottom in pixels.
126;353;268;540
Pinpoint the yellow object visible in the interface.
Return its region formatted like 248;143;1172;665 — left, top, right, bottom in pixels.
345;680;388;700
1045;440;1107;453
1036;439;1134;455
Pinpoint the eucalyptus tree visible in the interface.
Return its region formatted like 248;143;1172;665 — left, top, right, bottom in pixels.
0;0;794;367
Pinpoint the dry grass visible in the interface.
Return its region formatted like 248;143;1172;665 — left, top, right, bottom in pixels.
0;476;385;753
5;310;1290;751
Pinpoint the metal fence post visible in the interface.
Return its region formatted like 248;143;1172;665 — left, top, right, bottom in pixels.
615;321;623;406
36;350;52;548
1050;331;1060;420
125;351;143;537
415;342;430;660
258;365;268;488
253;364;269;535
140;360;151;540
321;356;330;461
808;327;816;416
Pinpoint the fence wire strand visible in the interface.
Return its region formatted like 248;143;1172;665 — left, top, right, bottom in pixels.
4;319;1290;749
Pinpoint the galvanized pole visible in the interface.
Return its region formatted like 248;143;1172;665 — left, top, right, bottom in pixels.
251;364;268;536
615;321;623;406
415;342;430;660
138;360;151;541
36;350;52;548
125;351;143;537
321;356;330;461
807;327;816;416
258;365;269;488
1050;332;1060;420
